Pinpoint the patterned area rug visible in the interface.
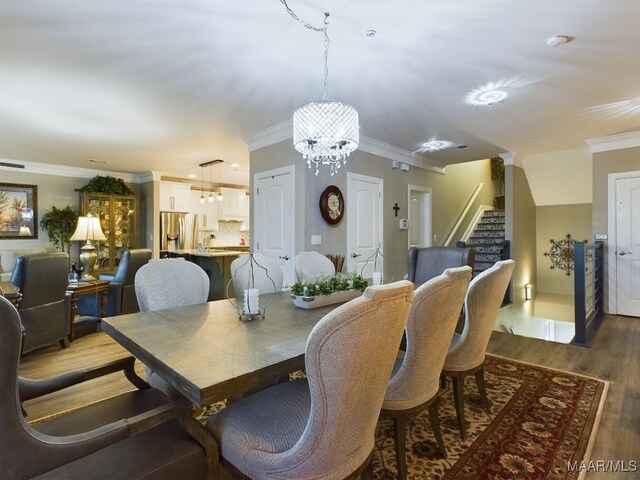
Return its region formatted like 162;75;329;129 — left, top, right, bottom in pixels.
195;354;607;480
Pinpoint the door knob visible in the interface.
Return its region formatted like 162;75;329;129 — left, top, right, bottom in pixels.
618;251;632;256
351;253;361;258
279;255;290;261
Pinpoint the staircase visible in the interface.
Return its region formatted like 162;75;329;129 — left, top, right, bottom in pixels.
457;209;510;277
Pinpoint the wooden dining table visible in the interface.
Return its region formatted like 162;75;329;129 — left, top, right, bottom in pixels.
101;291;342;407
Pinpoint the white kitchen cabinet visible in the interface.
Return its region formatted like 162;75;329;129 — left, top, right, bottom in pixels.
160;181;191;212
219;187;248;221
190;190;219;231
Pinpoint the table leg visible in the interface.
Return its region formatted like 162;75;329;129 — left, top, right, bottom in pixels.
69;294;78;342
100;288;108;318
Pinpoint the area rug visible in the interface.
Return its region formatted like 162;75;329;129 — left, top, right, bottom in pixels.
195;354;607;480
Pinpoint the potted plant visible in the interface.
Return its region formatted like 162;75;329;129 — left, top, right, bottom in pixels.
290;271;368;309
490;157;505;209
39;205;78;263
76;175;134;195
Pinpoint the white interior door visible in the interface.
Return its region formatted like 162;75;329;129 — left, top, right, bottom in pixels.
615;175;640;317
253;166;295;287
407;185;432;249
347;173;383;278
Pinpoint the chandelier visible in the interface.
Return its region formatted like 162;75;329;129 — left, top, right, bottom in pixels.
282;1;359;176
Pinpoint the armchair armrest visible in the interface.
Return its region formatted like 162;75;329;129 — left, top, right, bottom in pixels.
20;356;148;402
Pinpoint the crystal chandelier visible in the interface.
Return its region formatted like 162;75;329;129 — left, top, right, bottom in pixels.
282;2;359;176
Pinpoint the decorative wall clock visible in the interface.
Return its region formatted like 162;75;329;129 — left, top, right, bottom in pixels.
319;185;344;225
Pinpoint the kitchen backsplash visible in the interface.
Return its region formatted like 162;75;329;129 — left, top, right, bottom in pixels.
198;220;250;247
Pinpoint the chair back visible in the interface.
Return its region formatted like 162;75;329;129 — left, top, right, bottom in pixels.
407;246;475;286
230;254;283;298
113;249;152;314
294;251;335;281
10;252;70;353
445;259;515;371
292;280;414;477
135;258;209;312
384;266;472;409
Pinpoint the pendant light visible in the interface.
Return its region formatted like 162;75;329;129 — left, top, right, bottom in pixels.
217;162;224;202
208;163;215;204
199;165;205;205
198;159;224;203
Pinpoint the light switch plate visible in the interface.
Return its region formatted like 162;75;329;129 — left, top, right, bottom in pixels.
311;235;322;245
595;234;608;240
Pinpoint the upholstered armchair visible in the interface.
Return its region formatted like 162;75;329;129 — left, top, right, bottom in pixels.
407;246;476;286
294;251;336;281
230;253;284;298
206;281;414;480
442;259;515;439
0;296;214;479
382;267;472;479
10;252;71;354
76;248;152;317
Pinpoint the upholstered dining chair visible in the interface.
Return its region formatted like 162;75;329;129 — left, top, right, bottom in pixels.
10;252;71;354
0;296;214;479
294;251;336;281
206;280;415;480
230;253;284;297
382;266;472;479
135;257;209;396
77;248;152;317
442;259;515;439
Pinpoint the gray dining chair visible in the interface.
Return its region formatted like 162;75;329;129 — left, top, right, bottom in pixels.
230;253;284;297
0;296;214;479
206;280;415;480
442;259;515;439
382;266;472;479
294;251;336;281
135;257;210;397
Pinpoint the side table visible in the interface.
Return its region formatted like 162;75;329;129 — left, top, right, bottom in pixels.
65;279;110;342
0;281;22;307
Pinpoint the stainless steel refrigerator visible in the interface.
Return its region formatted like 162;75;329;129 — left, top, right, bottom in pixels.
160;212;198;252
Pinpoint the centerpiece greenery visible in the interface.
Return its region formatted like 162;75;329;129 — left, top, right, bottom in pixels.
290;271;368;297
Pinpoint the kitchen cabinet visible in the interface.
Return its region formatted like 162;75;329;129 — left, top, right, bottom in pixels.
160;181;191;212
190;190;219;231
219;187;248;221
82;192;137;273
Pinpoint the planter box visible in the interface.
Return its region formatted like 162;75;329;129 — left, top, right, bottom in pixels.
290;289;363;309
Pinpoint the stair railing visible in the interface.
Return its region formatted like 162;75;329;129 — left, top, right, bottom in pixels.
444;183;483;246
461;204;496;242
573;241;604;347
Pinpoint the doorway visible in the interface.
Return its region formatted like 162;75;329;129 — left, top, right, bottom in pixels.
407;185;432;249
608;171;640;317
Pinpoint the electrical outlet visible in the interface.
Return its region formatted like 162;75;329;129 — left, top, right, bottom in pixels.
433;234;437;243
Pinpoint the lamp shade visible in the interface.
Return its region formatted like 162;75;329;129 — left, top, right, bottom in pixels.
70;214;107;242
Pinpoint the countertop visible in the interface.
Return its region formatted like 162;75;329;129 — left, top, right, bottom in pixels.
173;249;247;257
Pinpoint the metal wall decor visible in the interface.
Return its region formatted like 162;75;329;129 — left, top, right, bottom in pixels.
543;233;587;276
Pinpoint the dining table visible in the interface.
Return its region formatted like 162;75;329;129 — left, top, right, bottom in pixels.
101;291;344;407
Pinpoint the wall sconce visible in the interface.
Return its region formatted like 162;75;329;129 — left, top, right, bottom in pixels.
525;284;532;301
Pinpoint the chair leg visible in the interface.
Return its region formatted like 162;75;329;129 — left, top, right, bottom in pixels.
427;399;447;458
474;366;491;412
451;375;467;440
59;337;70;349
392;414;408;480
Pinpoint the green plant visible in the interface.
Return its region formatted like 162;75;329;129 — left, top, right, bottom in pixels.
39;206;78;255
490;157;505;195
76;175;134;195
290;271;368;297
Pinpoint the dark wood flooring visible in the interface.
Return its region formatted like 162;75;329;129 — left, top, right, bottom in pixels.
19;314;640;480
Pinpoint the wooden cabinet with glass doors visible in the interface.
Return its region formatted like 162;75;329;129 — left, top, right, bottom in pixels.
82;192;137;274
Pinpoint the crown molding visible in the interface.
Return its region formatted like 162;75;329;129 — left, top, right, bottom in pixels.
243;121;445;174
0;158;139;182
585;131;640;152
499;151;525;168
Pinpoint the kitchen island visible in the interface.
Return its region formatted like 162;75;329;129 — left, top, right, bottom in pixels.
169;248;247;300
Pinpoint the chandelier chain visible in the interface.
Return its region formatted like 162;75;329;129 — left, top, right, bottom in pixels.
280;0;330;100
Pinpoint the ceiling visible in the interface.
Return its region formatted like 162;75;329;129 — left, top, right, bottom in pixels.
1;0;639;186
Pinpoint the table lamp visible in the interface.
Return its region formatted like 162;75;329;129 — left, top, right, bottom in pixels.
70;213;107;280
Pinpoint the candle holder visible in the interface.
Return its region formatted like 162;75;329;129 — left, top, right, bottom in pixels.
226;251;277;321
360;243;385;285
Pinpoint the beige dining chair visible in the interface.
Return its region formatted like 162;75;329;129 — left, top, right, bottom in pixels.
382;266;472;479
0;296;214;479
294;251;336;281
135;257;209;397
442;259;515;439
230;253;284;297
206;280;415;480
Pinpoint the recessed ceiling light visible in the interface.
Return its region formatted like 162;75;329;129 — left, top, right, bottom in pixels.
365;30;377;37
421;140;453;152
546;35;573;47
230;163;240;169
465;85;508;106
188;174;197;179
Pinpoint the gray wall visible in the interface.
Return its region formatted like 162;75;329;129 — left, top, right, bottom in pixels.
249;139;497;281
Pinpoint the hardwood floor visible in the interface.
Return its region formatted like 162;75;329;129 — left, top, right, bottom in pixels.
19;314;639;479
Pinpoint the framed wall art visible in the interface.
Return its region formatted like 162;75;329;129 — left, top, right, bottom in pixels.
0;183;38;239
